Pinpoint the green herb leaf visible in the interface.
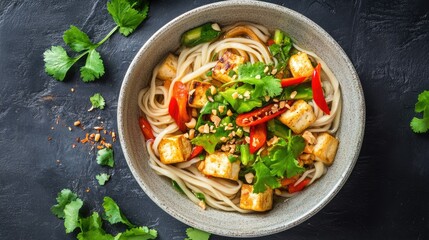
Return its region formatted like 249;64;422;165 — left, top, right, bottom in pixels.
107;0;149;36
63;25;96;52
96;148;114;167
237;62;282;98
268;137;305;178
44;46;77;81
114;226;158;240
191;125;230;154
96;173;111;186
79;212;103;233
64;198;83;233
253;161;281;193
102;196;136;228
51;189;78;219
220;84;262;114
90;93;106;110
80;49;105;82
185;227;211;240
78;230;114;240
410;90;429;133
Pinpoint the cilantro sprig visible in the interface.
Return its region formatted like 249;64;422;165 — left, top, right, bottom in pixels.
185;228;211;240
410;90;429;133
51;189;157;239
252;130;306;193
44;0;149;82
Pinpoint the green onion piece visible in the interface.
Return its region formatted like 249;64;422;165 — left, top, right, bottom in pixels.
273;29;284;45
240;144;254;166
181;23;221;47
172;180;185;194
267;119;290;139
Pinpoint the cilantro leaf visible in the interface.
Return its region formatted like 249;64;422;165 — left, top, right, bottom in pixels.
237;62;282;98
96;173;111;186
64;198;83;233
51;189;78;219
79;212;103;232
44;46;77;81
220;84;262;114
80;49;105;82
410;90;429;133
253;161;281;193
78;230;114;240
191;124;230;154
269;137;305;178
63;25;96;52
102;196;136;228
90;93;106;110
114;226;158;240
96;148;114;167
185;228;211;240
107;0;149;36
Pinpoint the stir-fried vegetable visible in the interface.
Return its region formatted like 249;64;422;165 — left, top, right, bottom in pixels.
249;123;267;154
181;22;221;47
169;81;191;132
236;103;287;127
138;116;155;140
311;63;330;115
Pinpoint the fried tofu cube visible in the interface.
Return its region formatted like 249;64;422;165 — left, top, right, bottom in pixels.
158;135;192;164
289;52;314;78
313;132;339;165
188;80;212;108
239;184;273;212
212;51;244;83
198;151;240;180
278;100;316;134
156;53;178;81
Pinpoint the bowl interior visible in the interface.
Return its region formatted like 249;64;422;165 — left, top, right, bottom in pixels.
118;0;364;237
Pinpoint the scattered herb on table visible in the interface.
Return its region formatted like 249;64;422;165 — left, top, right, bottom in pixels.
96;173;111;186
51;189;158;239
89;93;106;111
96;148;114;167
185;227;211;240
410;90;429;133
43;0;149;82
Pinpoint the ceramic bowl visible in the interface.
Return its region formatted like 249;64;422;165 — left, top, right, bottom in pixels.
118;0;364;237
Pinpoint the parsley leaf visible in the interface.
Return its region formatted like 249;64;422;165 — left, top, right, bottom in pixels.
114;226;158;240
410;90;429;133
253;161;282;193
107;0;149;36
191;123;231;154
185;228;211;240
44;46;77;81
79;212;103;232
90;93;106;110
96;148;114;167
80;49;105;82
102;196;136;228
63;25;96;52
64;198;83;233
51;189;78;219
96;173;111;185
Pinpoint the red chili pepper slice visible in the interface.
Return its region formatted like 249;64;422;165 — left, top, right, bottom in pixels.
281;76;307;87
168;81;191;132
236;103;288;127
138;116;155;141
280;176;299;187
249;122;267;154
189;146;204;159
288;178;311;193
311;63;330;115
267;39;275;46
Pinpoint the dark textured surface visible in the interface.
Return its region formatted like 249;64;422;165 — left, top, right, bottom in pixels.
0;0;428;239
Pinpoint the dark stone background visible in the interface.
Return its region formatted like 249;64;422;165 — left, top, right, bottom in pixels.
1;0;428;239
